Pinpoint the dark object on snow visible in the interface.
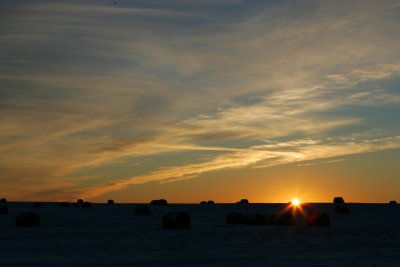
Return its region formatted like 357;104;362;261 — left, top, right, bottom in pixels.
151;199;168;206
226;212;245;224
107;199;114;204
33;203;41;208
333;197;345;204
0;205;8;214
81;202;91;208
334;204;349;214
237;199;249;204
1;198;7;203
307;211;330;226
244;213;275;225
135;204;150;215
16;212;40;227
59;202;70;207
389;200;397;205
77;199;84;205
162;211;191;229
275;212;295;226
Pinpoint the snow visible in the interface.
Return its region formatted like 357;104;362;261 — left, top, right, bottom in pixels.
0;202;399;266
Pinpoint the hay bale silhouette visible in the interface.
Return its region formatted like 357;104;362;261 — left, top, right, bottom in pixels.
1;198;7;203
107;199;114;204
207;200;215;204
333;197;345;204
60;202;70;207
307;211;330;226
81;202;91;208
16;212;40;227
0;205;8;214
77;199;83;205
162;211;191;229
33;203;41;208
150;199;168;206
237;199;249;204
200;201;207;204
226;212;245;224
275;212;295;226
389;200;397;205
244;213;274;225
135;204;150;215
334;204;349;214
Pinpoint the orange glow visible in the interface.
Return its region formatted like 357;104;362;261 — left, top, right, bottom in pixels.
291;198;301;206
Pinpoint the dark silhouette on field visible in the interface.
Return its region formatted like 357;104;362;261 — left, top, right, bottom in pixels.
333;197;345;204
244;213;275;225
237;199;249;204
275;212;296;226
16;212;40;227
107;199;114;204
1;198;7;203
163;212;191;229
151;199;168;206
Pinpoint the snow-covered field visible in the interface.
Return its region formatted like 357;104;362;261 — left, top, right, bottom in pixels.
0;202;399;266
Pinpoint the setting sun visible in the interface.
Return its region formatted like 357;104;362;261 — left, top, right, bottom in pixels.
292;199;301;206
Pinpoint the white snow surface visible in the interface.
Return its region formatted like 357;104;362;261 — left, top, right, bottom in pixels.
0;202;399;266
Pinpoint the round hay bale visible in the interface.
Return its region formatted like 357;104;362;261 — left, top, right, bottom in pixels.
107;199;114;204
226;212;245;224
77;199;84;205
0;205;8;214
135;204;150;215
333;197;345;204
150;199;168;206
238;199;249;204
81;202;91;208
1;198;7;203
244;213;271;225
207;200;215;204
59;202;70;207
307;211;330;226
334;204;349;214
162;211;191;229
33;203;41;208
16;212;40;227
275;212;295;226
389;200;397;205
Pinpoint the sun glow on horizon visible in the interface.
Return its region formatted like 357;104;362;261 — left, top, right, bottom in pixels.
291;198;301;206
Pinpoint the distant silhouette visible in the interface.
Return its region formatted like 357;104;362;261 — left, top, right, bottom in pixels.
275;212;295;226
107;199;114;204
237;199;249;204
334;204;349;214
81;202;91;208
162;212;191;229
59;202;70;207
389;200;397;205
244;213;275;225
77;199;84;205
0;198;7;203
333;197;345;204
200;200;215;204
33;203;41;208
226;212;245;224
150;199;168;206
307;211;330;226
16;212;40;227
135;204;150;215
0;205;8;214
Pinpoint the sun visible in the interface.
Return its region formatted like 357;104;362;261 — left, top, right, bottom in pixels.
291;199;301;206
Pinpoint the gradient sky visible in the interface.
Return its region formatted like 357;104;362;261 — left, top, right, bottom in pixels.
1;0;400;203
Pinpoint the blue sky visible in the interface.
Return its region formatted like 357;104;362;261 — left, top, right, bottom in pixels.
1;0;400;202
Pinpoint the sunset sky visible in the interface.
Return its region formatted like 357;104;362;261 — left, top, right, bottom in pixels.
1;0;400;203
